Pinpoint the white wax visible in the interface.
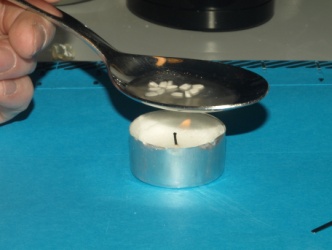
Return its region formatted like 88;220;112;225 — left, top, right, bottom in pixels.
130;111;226;148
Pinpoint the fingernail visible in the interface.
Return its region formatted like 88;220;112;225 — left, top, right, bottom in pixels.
1;80;17;96
33;23;47;55
0;48;16;73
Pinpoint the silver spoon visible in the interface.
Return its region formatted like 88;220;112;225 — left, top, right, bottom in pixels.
9;0;268;112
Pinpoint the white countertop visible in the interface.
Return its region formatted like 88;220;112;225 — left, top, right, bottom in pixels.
38;0;332;61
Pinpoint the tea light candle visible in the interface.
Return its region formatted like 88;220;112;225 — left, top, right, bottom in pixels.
129;111;226;188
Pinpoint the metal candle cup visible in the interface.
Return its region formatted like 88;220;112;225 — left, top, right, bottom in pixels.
129;111;226;188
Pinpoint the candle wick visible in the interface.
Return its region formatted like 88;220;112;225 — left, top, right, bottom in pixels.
173;132;178;145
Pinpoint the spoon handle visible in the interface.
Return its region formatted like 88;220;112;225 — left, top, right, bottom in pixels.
8;0;117;61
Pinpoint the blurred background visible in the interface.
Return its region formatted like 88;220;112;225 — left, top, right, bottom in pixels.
38;0;332;62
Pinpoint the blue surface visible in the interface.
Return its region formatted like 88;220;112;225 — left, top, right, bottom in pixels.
1;61;332;249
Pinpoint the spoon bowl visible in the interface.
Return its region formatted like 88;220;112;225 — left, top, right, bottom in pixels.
10;0;268;112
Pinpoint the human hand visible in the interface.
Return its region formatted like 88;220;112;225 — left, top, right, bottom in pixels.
0;0;58;124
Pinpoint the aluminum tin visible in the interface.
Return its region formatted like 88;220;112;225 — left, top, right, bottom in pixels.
130;133;226;188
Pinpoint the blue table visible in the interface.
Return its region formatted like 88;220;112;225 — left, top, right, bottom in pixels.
1;61;332;249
